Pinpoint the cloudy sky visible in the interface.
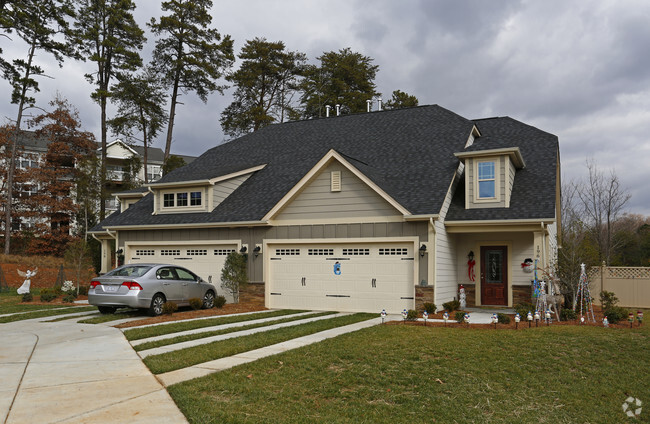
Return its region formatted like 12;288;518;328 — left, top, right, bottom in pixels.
1;0;649;215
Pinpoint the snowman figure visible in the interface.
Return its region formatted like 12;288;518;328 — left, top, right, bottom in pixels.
443;311;449;324
527;311;533;322
17;268;38;295
515;313;521;323
603;316;609;327
380;309;387;324
463;313;470;324
459;285;466;309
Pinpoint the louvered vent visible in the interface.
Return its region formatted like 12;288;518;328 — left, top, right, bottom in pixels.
331;171;341;192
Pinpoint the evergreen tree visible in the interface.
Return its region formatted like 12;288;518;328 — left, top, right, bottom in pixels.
220;251;247;303
148;0;234;162
109;66;168;183
300;48;379;119
384;89;419;110
220;38;306;137
1;0;76;254
73;0;145;220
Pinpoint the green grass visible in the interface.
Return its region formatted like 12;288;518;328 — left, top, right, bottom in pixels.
0;306;96;323
145;313;375;374
78;309;145;324
167;324;650;424
124;310;306;341
0;290;81;314
134;311;336;351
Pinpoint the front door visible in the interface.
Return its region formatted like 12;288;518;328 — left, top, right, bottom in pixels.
480;246;507;305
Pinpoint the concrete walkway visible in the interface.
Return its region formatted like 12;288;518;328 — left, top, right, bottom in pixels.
0;319;187;424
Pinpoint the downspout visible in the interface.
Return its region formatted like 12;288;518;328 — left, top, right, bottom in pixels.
429;217;436;307
540;222;547;271
148;186;156;215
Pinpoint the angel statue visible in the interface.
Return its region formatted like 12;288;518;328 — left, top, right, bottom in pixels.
17;268;38;295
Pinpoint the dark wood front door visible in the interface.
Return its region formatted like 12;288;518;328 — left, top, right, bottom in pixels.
480;246;507;305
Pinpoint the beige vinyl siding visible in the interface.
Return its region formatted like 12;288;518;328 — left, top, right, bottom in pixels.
274;163;402;222
547;221;558;266
106;143;133;158
506;157;516;207
434;171;461;305
118;221;428;286
212;174;252;210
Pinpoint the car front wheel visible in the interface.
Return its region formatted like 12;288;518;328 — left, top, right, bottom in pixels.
149;293;166;316
202;290;215;309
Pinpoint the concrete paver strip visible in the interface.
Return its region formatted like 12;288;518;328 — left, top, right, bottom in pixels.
138;312;351;358
131;310;317;347
120;309;270;331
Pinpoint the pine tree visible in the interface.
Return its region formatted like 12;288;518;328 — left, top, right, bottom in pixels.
384;90;419;110
148;0;234;162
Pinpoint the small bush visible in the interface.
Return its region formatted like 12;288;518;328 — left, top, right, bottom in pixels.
214;295;227;308
514;302;535;318
455;311;466;323
603;306;628;324
423;303;437;314
63;294;76;303
40;288;57;303
162;301;178;315
497;313;511;324
189;298;203;310
406;309;418;321
600;291;619;310
78;286;89;296
21;293;33;302
560;308;577;321
443;299;461;312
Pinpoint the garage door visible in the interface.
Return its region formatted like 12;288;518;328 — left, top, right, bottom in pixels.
126;244;237;297
268;242;414;313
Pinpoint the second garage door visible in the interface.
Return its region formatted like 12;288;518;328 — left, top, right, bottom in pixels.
268;242;415;313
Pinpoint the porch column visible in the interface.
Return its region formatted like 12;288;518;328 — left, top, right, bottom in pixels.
100;239;111;274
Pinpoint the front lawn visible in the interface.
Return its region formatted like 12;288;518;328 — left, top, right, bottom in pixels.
168;324;649;423
0;290;79;314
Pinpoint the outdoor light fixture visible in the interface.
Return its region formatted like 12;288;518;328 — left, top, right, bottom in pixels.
468;251;474;261
116;248;123;255
253;245;261;257
239;246;247;253
419;244;427;257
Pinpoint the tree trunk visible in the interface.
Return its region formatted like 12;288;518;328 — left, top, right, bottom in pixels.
140;106;148;184
164;78;180;163
99;93;107;221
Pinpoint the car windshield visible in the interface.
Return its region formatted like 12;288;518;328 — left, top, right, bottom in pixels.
105;266;152;278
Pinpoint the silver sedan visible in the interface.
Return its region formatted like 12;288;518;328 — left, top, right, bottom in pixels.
88;264;219;316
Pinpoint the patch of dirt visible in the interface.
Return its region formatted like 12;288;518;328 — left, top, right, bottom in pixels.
115;298;266;328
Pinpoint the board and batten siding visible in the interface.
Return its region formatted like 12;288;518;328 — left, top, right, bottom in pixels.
213;174;253;210
118;221;429;285
274;162;402;222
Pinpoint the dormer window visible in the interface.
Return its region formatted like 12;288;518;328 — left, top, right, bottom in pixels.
477;161;496;199
163;193;174;207
190;191;202;206
162;191;203;209
177;192;188;206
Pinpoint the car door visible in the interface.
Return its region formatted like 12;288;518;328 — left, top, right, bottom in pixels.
175;267;203;300
156;266;183;303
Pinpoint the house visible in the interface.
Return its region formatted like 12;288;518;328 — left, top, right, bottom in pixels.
90;105;561;312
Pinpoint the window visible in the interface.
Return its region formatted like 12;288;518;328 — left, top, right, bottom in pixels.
379;248;408;256
190;191;202;206
175;267;197;281
160;249;180;256
135;249;155;256
276;248;300;255
214;249;235;255
343;248;370;256
177;192;188;207
187;249;207;256
477;161;496;199
163;193;174;207
308;248;333;256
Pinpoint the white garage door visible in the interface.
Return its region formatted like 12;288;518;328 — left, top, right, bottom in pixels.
268;242;414;313
126;244;237;298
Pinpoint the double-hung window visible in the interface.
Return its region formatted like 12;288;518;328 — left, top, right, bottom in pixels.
163;193;175;207
176;192;188;206
477;161;496;199
190;191;202;206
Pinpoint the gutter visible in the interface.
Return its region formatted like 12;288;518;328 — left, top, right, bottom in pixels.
103;220;270;231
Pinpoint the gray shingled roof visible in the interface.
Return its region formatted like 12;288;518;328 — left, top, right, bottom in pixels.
92;105;558;231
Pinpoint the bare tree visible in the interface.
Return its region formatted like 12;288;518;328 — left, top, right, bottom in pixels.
576;158;631;265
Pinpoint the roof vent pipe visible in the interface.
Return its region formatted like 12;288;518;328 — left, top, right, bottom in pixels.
366;99;372;112
325;105;331;118
335;104;340;116
377;98;382;111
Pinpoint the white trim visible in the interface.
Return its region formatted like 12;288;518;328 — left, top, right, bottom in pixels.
208;164;267;185
97;220;269;231
454;147;525;169
474;157;499;203
263;150;410;221
102;139;138;156
146;164;267;189
446;218;556;226
270;216;405;225
475;242;513;307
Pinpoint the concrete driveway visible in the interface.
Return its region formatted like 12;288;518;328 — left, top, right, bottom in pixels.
0;319;187;424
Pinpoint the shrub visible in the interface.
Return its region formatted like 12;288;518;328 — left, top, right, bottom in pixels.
189;298;203;310
455;311;466;323
406;309;418;321
599;291;619;310
214;295;227;308
423;303;437;314
162;301;178;315
21;293;33;302
78;285;89;296
443;299;461;312
560;308;577;321
514;302;535;318
39;288;57;303
497;313;511;324
63;294;76;303
603;306;628;324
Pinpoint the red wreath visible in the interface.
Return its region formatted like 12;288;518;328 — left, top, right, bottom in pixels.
467;259;476;281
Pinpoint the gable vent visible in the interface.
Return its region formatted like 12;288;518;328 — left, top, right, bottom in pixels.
330;171;341;192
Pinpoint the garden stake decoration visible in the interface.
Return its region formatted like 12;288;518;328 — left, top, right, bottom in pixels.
459;285;467;309
464;313;470;326
515;313;520;329
527;311;533;328
443;311;449;327
491;313;498;329
603;316;609;327
534;310;541;327
402;309;407;324
545;309;551;326
628;312;634;328
637;310;644;326
423;310;428;326
576;263;596;323
381;309;386;324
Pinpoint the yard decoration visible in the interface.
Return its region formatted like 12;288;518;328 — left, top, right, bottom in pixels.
527;311;533;328
380;309;386;324
603;316;609;327
515;312;520;329
576;263;596;323
491;313;498;329
637;310;643;326
463;313;470;326
402;309;407;323
545;309;552;325
459;285;466;309
534;310;540;327
467;251;475;281
628;312;634;328
443;311;449;326
17;268;38;295
422;310;428;326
